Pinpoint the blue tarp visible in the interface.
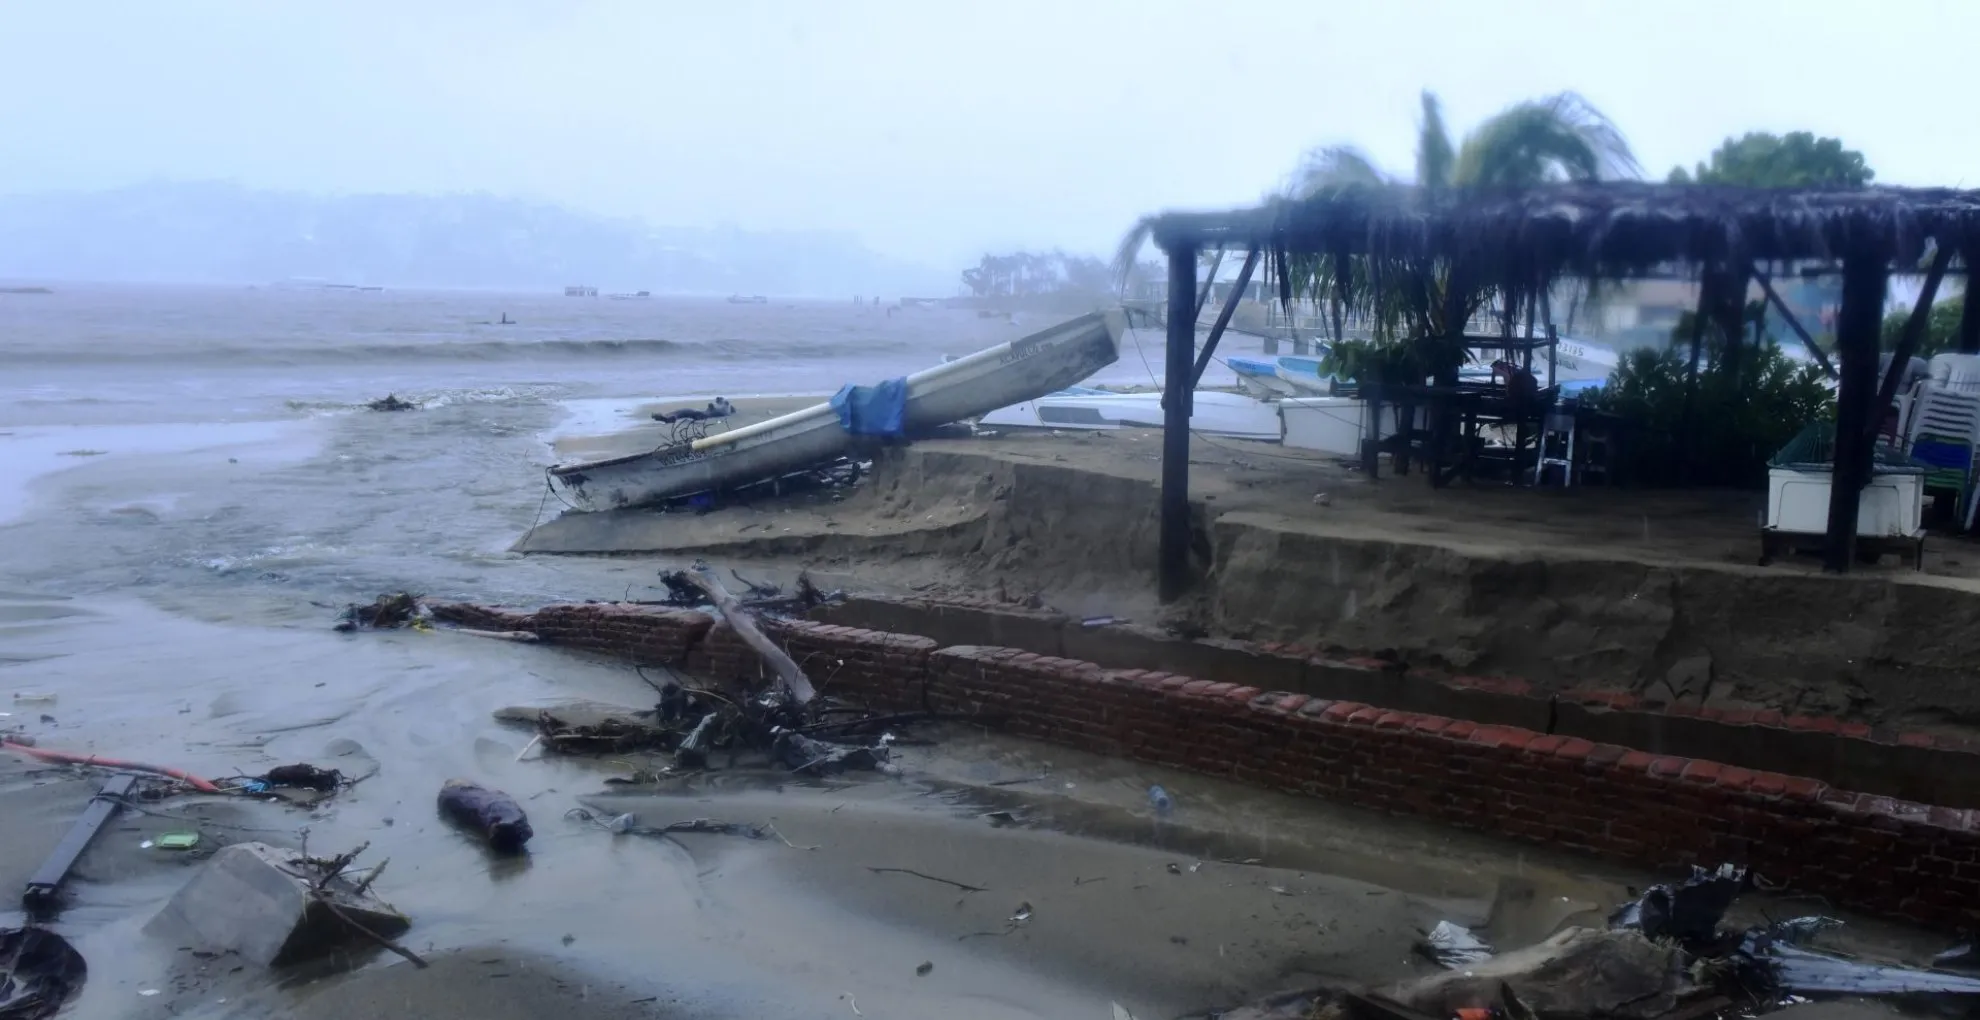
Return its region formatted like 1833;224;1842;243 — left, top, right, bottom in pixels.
830;377;909;437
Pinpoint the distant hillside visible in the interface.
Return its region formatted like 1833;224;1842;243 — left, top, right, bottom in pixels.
0;181;951;298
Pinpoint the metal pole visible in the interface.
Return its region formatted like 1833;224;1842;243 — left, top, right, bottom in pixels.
1160;240;1198;601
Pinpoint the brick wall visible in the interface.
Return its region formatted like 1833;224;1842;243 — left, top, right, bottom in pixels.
429;600;1980;928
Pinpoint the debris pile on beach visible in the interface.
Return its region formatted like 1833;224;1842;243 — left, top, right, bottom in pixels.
1213;863;1980;1020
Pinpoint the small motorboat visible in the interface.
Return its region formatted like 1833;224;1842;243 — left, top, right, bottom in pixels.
548;311;1125;510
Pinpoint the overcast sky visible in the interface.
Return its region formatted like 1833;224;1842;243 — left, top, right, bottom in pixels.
1;1;1970;268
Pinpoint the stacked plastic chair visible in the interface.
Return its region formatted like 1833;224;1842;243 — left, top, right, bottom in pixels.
1903;355;1980;522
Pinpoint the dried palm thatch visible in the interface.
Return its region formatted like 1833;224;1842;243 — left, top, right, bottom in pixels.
1151;183;1980;316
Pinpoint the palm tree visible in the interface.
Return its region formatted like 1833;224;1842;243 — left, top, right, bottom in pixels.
1282;91;1637;382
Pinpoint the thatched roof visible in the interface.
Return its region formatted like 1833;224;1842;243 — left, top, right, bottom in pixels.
1149;183;1980;281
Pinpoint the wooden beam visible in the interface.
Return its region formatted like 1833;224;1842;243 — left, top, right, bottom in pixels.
1191;248;1224;324
1961;247;1980;354
1675;271;1716;477
1711;265;1750;392
1190;247;1259;389
1754;268;1839;379
1825;257;1888;573
1867;243;1952;443
1160;241;1198;601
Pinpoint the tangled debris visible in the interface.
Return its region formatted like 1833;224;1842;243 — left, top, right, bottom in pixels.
333;592;426;632
1216;862;1980;1020
0;927;86;1020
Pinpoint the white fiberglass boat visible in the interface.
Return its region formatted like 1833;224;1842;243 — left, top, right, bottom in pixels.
978;388;1283;441
548;311;1124;510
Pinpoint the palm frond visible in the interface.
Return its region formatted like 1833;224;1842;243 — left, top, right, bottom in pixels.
1415;91;1456;189
1111;218;1154;297
1452;92;1639;187
1288;145;1390;197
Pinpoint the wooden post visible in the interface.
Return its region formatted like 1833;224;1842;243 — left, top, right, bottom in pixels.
1869;244;1952;443
1190;248;1258;389
1711;266;1749;393
1824;257;1888;573
1675;272;1715;482
1160;240;1198;601
1961;249;1980;354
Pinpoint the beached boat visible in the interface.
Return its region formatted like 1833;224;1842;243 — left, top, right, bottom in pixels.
549;310;1124;510
1228;354;1333;398
978;388;1283;441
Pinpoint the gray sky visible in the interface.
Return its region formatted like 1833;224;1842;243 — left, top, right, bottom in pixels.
2;0;1971;268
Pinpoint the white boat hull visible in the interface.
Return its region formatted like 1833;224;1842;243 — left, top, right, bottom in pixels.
549;311;1124;510
979;389;1283;441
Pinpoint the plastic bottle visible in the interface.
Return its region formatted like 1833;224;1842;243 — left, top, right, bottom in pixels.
1148;785;1174;816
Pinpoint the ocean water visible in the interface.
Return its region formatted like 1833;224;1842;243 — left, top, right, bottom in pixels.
0;283;1193;612
0;282;1267;1019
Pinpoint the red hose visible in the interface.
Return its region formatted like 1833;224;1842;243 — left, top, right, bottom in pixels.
0;739;222;793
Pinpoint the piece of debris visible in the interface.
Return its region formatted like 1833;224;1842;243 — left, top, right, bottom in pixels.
366;394;418;412
152;832;201;851
1417;920;1495;969
0;926;87;1020
915;962;933;976
1740;919;1980;998
333;592;426;632
23;773;138;912
1009;902;1033;923
1608;863;1747;950
773;730;890;776
674;562;816;704
436;780;533;852
1392;927;1691;1020
1148;785;1173;816
1936;936;1980;972
145;841;417;968
261;764;343;792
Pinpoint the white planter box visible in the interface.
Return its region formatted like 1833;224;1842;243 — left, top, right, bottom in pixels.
1766;467;1925;537
1281;398;1395;456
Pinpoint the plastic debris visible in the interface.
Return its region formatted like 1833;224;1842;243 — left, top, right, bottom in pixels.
1607;863;1746;949
11;693;55;704
1148;785;1173;816
436;779;533;852
3;930;90;1014
1935;938;1980;972
1010;902;1033;923
1741;921;1980;997
1417;920;1495;969
915;962;932;976
154;832;200;851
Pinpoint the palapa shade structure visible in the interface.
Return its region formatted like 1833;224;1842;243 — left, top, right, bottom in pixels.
1143;183;1980;596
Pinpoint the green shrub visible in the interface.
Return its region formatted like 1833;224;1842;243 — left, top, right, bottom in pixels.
1583;326;1832;487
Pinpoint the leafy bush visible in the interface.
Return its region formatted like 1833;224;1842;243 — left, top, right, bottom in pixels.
1583;328;1833;486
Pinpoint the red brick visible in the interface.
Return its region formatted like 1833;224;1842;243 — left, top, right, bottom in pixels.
1347;707;1383;727
1441;720;1478;741
1374;711;1410;730
1554;738;1597;762
1323;702;1366;722
1412;715;1453;736
1780;776;1827;801
1618;750;1657;772
1526;735;1567;756
1749;772;1789;796
1839;721;1873;740
1585;743;1629;766
1898;731;1935;748
1716;767;1756;791
1649;756;1689;778
1754;709;1785;726
1340;656;1391;671
1681;761;1723;785
1270;693;1308;714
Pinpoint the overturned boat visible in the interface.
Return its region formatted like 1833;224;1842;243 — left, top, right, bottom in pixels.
548;310;1123;511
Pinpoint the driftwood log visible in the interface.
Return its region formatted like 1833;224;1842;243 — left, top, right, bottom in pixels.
682;563;816;704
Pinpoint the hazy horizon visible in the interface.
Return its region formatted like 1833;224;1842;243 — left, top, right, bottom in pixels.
5;0;1976;277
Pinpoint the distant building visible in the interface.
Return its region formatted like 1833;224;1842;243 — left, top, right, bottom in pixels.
564;285;598;297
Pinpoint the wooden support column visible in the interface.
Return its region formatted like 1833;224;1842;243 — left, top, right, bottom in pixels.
1711;265;1750;393
1160;240;1198;601
1824;257;1888;573
1675;272;1716;480
1190;247;1258;389
1961;248;1980;354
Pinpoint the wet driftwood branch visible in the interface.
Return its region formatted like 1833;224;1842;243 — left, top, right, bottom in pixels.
683;562;816;704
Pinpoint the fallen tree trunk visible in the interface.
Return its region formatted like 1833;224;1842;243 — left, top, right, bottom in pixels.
682;563;816;705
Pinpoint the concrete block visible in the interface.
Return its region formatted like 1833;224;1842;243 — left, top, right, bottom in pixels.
146;841;410;966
